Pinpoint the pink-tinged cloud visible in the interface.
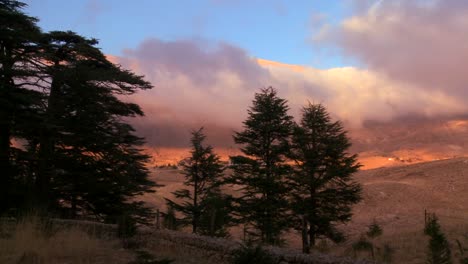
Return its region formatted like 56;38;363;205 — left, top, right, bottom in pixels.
111;37;468;149
317;0;468;96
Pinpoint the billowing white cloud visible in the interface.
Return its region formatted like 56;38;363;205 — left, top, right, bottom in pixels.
317;0;468;96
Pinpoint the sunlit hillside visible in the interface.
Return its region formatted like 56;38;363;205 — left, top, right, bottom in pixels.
140;157;468;263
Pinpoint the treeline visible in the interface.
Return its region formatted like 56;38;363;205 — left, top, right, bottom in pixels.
166;87;362;253
1;0;155;222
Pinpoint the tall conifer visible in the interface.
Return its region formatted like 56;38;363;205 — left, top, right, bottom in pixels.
288;103;361;253
229;87;293;245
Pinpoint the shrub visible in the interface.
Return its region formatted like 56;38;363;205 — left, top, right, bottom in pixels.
352;235;374;258
381;244;394;263
366;220;383;239
117;213;137;240
129;250;174;264
162;207;178;230
230;243;279;264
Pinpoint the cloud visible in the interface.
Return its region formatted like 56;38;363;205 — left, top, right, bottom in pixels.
111;39;271;147
111;37;468;148
317;0;468;96
116;38;270;128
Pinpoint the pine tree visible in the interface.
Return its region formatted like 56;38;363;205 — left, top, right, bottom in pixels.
288;103;361;253
0;0;43;213
425;214;452;264
229;87;293;245
165;128;229;235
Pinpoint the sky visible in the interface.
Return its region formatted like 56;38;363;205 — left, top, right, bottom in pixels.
25;0;352;69
22;0;468;148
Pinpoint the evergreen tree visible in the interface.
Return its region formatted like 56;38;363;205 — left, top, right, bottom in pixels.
0;1;156;222
366;219;383;239
162;206;179;230
288;103;361;253
165;128;229;235
198;192;233;237
32;31;155;222
229;87;293;245
0;0;43;213
352;219;384;261
425;214;452;264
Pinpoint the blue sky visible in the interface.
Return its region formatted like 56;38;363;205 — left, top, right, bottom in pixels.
24;0;353;69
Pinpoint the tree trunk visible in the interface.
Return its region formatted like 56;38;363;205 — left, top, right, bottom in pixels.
302;215;310;253
36;69;62;207
0;122;11;177
209;208;217;236
0;120;11;213
0;46;14;213
193;171;198;234
71;193;77;218
156;209;160;230
309;225;316;251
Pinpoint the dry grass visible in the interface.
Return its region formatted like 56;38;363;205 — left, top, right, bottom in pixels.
0;216;133;264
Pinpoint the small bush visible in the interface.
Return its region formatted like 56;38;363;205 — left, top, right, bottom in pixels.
366;220;383;239
381;244;394;263
129;250;174;264
353;236;374;253
117;213;137;240
230;243;279;264
162;207;178;230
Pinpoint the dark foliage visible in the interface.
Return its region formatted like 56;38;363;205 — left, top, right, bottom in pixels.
288;103;361;252
0;1;156;224
425;214;453;264
165;128;231;236
161;206;179;230
0;0;43;214
228;87;293;245
130;250;174;264
230;242;279;264
117;212;137;240
366;219;383;239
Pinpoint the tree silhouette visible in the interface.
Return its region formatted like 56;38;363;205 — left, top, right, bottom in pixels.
0;0;43;214
229;87;293;245
425;214;452;264
1;2;157;222
288;103;361;253
30;30;155;221
166;128;230;236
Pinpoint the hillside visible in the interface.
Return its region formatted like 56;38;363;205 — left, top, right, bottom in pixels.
141;157;468;263
337;157;468;263
353;157;468;230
